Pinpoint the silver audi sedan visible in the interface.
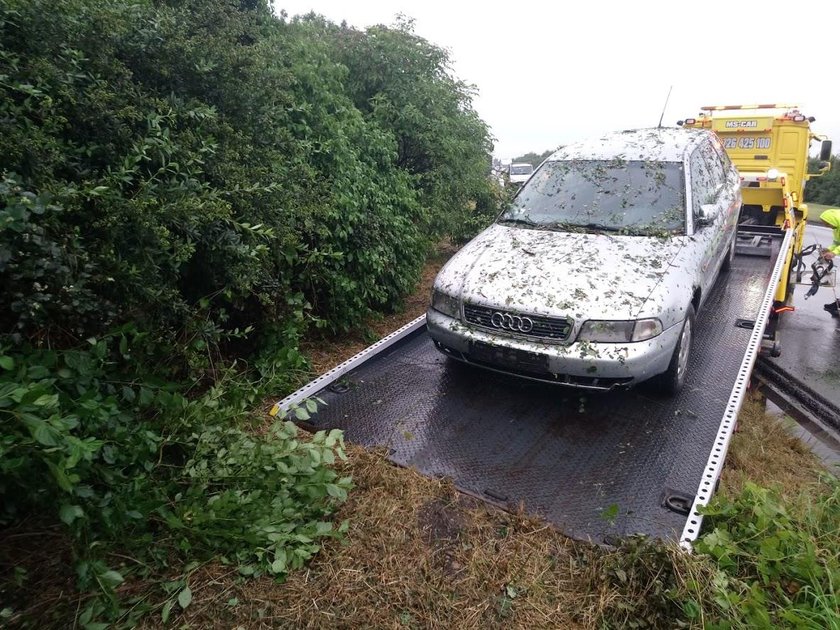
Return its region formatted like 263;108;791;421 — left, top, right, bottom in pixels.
427;128;741;394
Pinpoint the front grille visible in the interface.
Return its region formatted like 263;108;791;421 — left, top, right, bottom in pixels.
463;304;572;341
471;341;549;373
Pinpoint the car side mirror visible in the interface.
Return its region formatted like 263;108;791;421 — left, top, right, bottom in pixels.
697;204;717;227
819;140;833;162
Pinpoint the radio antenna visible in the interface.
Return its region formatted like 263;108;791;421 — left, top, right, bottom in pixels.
657;85;673;128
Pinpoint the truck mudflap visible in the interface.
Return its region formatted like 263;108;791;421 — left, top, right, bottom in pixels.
272;245;788;547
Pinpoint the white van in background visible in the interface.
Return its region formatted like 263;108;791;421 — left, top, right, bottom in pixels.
508;162;534;185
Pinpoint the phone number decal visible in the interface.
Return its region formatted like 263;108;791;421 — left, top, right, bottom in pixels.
724;137;771;150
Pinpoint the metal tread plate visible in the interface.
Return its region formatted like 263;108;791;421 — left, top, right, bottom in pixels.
304;255;777;543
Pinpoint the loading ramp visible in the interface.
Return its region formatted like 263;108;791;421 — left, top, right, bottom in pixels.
274;236;792;547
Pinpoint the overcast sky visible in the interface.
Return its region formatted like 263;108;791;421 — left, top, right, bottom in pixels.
274;0;839;161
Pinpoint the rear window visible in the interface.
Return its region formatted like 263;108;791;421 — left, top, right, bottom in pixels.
501;159;686;235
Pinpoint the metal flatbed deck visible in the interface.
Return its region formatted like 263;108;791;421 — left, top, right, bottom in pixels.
276;242;789;546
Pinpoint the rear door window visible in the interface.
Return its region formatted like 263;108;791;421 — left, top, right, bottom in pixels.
700;142;726;191
690;145;719;218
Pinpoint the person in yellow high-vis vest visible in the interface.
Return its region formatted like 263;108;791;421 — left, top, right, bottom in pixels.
819;208;840;316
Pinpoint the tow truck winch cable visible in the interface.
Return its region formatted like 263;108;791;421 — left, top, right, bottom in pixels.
805;254;834;299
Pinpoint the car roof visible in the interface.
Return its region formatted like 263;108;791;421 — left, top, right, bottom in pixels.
547;127;710;163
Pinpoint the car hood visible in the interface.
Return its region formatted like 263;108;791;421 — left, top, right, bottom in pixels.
436;224;687;321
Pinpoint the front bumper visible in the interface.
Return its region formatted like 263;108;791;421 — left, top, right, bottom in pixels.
426;308;682;390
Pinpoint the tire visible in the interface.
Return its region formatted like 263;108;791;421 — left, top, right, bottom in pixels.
721;234;736;272
654;304;695;396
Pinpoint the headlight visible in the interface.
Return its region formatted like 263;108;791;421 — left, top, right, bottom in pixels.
578;318;662;343
631;318;663;341
578;320;634;342
431;289;460;318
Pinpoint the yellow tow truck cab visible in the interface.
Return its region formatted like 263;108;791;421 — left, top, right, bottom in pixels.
679;104;833;308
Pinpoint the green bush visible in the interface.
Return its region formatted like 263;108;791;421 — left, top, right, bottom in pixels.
0;0;497;361
588;478;840;629
0;335;351;622
805;156;840;205
696;479;839;628
327;15;497;241
0;0;497;623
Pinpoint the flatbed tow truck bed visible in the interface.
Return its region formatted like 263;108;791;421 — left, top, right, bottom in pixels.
274;235;791;547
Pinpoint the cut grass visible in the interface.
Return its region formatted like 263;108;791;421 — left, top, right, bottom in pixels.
721;391;826;498
151;400;832;629
234;452;587;628
144;446;647;628
5;401;830;628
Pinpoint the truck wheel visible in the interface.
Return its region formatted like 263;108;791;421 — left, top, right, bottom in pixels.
655;304;695;395
721;235;736;272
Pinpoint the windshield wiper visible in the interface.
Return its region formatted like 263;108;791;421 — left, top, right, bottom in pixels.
576;223;625;232
546;222;625;233
498;217;538;227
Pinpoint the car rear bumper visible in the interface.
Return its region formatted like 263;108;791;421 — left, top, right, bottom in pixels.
426;308;681;390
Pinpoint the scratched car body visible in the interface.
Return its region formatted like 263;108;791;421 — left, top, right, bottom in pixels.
427;128;741;393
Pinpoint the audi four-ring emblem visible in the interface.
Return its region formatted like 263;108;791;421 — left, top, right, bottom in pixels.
490;311;534;333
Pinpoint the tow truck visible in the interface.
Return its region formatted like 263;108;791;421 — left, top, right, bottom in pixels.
678;104;833;354
271;108;834;550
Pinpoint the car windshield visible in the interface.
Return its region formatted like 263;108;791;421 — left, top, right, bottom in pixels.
509;165;533;175
499;159;686;235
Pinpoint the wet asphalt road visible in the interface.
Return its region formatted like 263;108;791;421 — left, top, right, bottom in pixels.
770;223;840;464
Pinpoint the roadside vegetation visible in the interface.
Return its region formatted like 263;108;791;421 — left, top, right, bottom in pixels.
1;1;837;628
510;148;556;168
806;155;840;206
128;394;836;629
0;0;499;625
11;397;826;629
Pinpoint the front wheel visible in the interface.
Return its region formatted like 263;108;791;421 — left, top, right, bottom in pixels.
654;304;695;396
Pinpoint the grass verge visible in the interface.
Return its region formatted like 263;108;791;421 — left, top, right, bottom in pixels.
806;202;834;224
132;399;836;629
